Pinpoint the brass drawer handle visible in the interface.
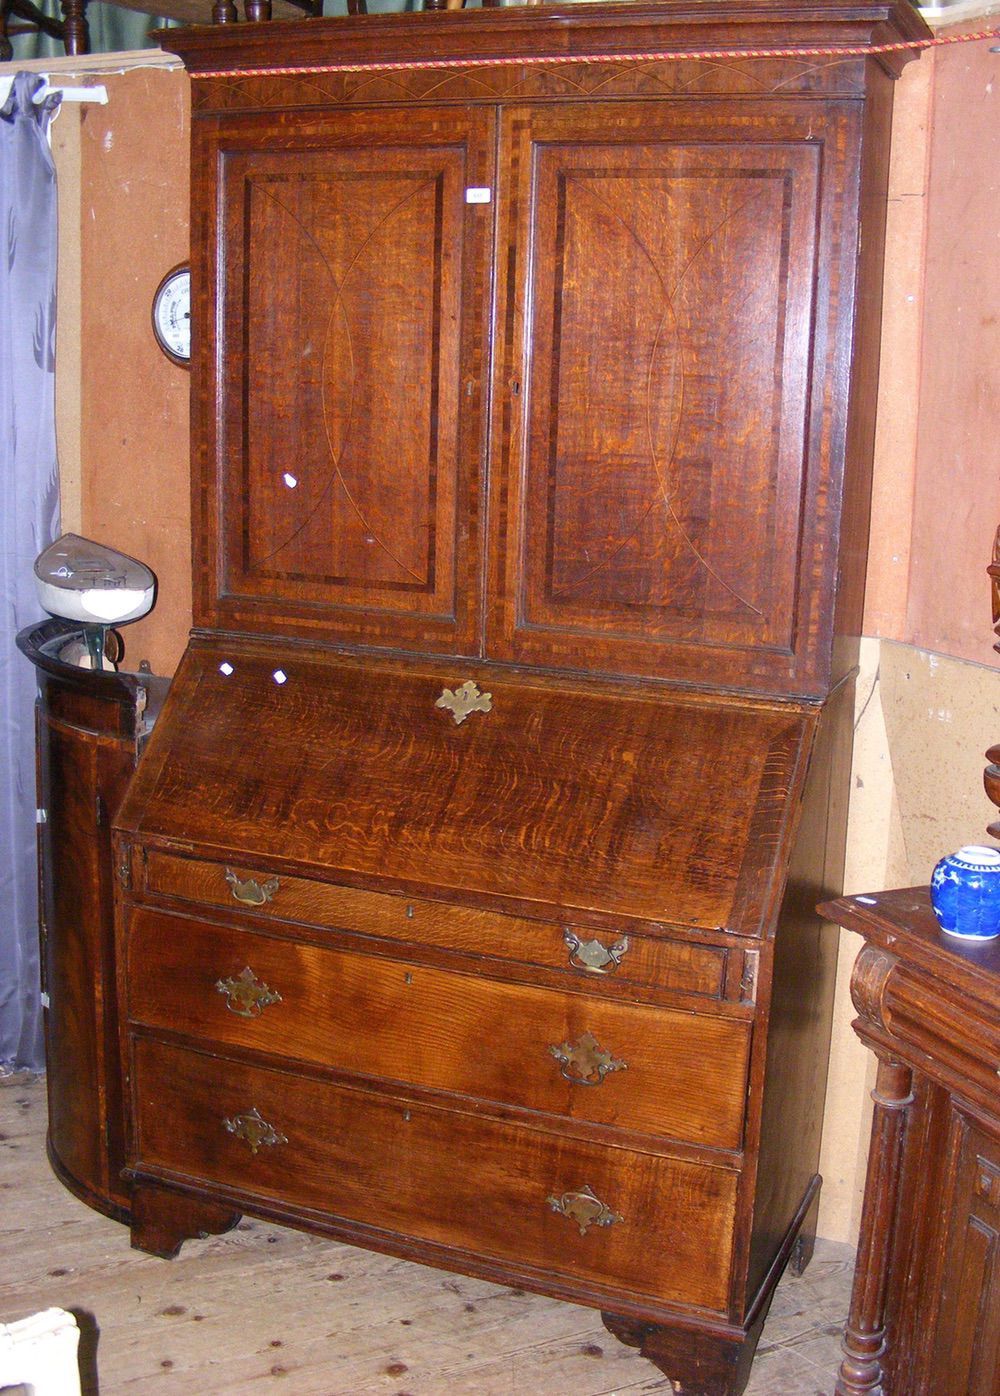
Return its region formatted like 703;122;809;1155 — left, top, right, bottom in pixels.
549;1030;627;1086
215;966;282;1018
563;930;629;975
547;1184;623;1236
225;867;280;906
435;680;492;725
222;1106;287;1155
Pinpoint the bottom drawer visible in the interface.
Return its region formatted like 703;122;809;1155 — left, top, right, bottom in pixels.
131;1037;737;1313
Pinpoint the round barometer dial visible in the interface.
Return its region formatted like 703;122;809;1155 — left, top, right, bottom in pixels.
151;262;191;367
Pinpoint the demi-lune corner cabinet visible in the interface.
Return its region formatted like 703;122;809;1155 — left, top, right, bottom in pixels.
109;5;927;1392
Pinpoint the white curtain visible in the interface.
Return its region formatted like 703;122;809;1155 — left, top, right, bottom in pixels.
0;72;60;1075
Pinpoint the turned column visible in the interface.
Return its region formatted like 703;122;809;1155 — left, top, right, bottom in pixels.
836;1054;914;1395
59;0;88;54
836;946;914;1396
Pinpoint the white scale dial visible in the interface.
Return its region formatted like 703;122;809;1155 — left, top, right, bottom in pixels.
152;264;191;366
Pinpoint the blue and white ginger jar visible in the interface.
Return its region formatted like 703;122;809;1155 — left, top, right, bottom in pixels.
929;845;1000;941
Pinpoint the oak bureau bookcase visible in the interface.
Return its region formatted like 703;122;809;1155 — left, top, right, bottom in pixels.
110;4;928;1391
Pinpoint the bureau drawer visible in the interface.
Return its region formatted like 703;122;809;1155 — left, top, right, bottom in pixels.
130;1036;738;1313
139;848;728;1001
127;909;750;1150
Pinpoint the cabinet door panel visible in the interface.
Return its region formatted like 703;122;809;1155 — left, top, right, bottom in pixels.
926;1119;1000;1396
489;102;855;693
38;710;134;1215
196;107;493;653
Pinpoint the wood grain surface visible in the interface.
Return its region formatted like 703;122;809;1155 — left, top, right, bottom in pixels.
117;639;813;930
129;1035;739;1313
125;905;752;1149
100;5;930;1392
821;890;1000;1396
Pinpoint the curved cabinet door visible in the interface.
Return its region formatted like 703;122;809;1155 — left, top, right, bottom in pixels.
39;715;121;1215
36;693;138;1220
21;618;163;1223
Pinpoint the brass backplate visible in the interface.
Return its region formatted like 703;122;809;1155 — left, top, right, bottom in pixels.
435;680;492;725
222;1106;287;1155
547;1184;623;1236
215;966;282;1018
225;867;280;906
549;1030;627;1086
563;930;629;974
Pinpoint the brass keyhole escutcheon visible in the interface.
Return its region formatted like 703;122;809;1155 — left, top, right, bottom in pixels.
222;1106;287;1155
435;680;492;725
549;1030;627;1087
547;1184;622;1236
215;966;282;1018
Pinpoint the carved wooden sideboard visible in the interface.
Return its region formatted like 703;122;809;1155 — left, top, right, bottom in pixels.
108;5;928;1392
819;890;1000;1396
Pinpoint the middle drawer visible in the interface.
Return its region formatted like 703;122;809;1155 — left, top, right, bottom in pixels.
126;907;750;1152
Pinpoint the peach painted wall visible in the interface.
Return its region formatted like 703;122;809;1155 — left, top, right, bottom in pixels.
907;26;1000;664
865;21;1000;667
819;17;1000;1245
58;63;191;677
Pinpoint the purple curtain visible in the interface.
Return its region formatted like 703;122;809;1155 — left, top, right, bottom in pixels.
0;73;60;1076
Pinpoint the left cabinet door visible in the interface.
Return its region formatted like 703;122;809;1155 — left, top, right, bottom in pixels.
194;106;495;654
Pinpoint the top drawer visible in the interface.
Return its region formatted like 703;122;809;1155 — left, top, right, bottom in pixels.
139;848;735;1004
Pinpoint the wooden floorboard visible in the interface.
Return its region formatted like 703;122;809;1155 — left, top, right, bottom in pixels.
0;1080;852;1394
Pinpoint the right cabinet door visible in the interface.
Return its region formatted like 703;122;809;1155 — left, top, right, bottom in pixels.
924;1116;1000;1396
487;101;858;694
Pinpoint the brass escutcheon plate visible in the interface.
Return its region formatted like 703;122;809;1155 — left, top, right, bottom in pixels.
547;1184;623;1236
215;966;282;1018
222;1106;287;1155
225;867;280;906
563;930;629;974
549;1030;627;1086
435;680;492;725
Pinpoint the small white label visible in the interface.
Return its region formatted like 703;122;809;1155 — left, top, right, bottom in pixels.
36;808;47;824
465;187;492;205
40;992;50;1009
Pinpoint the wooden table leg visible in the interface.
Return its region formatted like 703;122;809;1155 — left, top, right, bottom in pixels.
59;0;88;55
836;1056;914;1396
